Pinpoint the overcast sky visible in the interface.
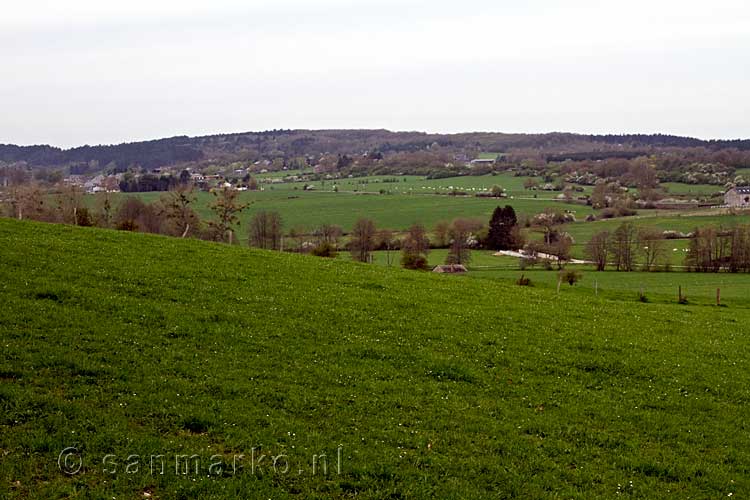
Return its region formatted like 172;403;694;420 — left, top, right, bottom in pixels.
2;0;749;147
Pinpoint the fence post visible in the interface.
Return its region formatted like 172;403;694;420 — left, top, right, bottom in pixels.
556;275;562;295
717;288;721;307
595;280;598;296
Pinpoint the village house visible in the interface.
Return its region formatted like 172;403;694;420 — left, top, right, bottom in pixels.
725;186;750;207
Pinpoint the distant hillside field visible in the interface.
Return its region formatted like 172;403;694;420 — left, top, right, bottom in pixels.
108;186;594;234
1;219;749;498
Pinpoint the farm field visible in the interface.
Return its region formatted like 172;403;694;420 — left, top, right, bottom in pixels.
103;189;593;234
660;182;724;197
469;267;750;308
561;211;750;260
2;219;750;498
338;249;518;268
258;172;553;198
351;250;750;306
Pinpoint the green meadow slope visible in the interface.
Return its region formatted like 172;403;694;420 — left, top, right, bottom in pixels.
1;219;749;499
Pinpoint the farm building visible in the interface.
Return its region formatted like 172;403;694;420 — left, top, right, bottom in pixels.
469;158;496;166
725;187;750;207
432;264;468;274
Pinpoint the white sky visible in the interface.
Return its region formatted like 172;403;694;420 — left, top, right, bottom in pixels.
1;0;749;147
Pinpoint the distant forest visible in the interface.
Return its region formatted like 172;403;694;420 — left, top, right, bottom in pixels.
0;130;750;185
2;130;750;166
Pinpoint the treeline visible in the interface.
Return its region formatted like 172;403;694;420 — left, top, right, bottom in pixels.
4;130;750;174
583;222;750;273
1;186;525;270
0;136;203;170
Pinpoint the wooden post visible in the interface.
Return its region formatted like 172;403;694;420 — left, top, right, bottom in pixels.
595;280;598;296
556;276;562;295
717;288;721;307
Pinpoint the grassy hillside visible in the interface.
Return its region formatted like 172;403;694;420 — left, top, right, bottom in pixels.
1;219;749;499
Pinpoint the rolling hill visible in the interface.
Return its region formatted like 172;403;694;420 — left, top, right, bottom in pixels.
1;219;748;498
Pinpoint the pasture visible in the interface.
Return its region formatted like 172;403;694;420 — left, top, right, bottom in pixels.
1;219;750;498
105;188;592;234
2;219;750;498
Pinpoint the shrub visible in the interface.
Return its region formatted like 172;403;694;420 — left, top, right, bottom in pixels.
401;253;429;270
560;269;582;286
311;242;337;258
117;220;139;231
516;274;532;286
75;208;93;227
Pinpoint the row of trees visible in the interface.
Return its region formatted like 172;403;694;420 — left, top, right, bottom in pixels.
583;221;750;273
8;183;750;274
686;226;750;273
2;184;525;270
584;223;669;272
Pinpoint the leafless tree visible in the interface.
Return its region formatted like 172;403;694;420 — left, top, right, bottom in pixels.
249;211;283;250
350;218;377;262
377;229;396;266
403;224;430;256
446;218;482;265
207;187;248;244
55;184;85;225
159;186;200;237
94;192;116;228
585;230;610;271
314;224;343;247
6;184;47;221
433;220;450;247
610;222;638;271
638;227;665;271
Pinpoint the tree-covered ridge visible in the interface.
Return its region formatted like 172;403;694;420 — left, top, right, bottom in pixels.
3;130;750;172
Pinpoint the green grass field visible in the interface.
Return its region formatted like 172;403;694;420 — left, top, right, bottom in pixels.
258;173;551;198
660;183;724;197
103;189;592;235
469;267;750;307
2;219;750;498
351;250;750;306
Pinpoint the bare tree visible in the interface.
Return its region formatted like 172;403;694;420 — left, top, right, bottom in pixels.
446;218;482;265
402;223;431;257
585;230;610;271
207;187;248;244
55;184;85;225
159;186;200;237
610;222;637;271
433;220;450;247
7;184;47;221
638;227;665;271
401;223;431;270
728;225;750;273
548;233;573;270
377;229;396;266
287;226;310;253
350;218;377;262
686;226;729;273
249;211;283;250
94;192;116;228
314;224;343;247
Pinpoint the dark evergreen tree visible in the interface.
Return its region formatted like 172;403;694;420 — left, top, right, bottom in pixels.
486;205;517;250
